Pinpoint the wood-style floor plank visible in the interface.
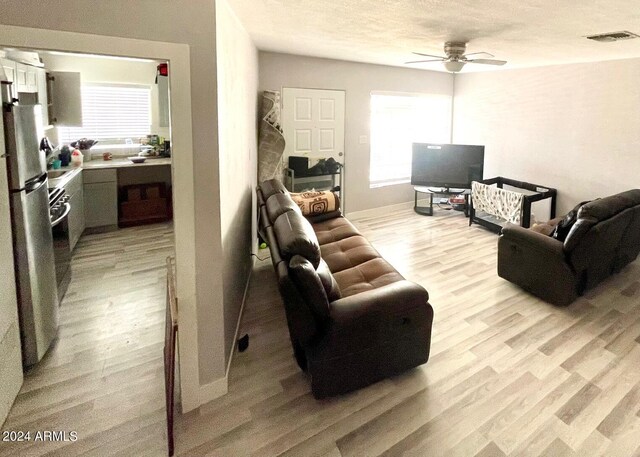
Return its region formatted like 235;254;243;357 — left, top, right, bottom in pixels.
2;207;640;456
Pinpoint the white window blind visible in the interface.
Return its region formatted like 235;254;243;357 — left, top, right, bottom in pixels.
58;84;151;144
369;92;452;187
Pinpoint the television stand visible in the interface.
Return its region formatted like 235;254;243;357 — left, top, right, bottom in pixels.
413;186;470;217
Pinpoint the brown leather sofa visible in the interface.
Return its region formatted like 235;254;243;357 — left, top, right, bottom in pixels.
257;179;434;398
498;189;640;306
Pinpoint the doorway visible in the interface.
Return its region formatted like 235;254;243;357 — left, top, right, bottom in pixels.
281;88;346;205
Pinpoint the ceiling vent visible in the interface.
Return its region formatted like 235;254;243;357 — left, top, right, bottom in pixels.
586;31;640;42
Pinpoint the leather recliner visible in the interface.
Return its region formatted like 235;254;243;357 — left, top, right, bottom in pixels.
257;179;434;398
498;189;640;306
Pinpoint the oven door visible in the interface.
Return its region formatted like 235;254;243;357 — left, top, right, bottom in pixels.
51;202;71;303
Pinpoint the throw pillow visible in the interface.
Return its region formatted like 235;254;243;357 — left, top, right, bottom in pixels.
291;190;340;216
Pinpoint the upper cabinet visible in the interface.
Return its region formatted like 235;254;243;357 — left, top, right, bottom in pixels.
48;71;82;127
35;68;49;127
0;58;17;99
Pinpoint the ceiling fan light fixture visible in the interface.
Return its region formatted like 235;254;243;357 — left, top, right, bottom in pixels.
444;61;465;72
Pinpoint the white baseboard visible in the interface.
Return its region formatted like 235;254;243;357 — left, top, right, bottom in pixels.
198;375;228;404
197;262;253;406
346;200;414;220
226;262;252;378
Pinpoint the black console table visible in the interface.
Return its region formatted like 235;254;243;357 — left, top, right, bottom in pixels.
414;186;470;217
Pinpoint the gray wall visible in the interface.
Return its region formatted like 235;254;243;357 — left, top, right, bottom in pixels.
0;0;226;384
453;58;640;216
216;0;259;368
259;51;453;214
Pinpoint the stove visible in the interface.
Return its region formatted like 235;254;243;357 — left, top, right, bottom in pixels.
49;187;72;302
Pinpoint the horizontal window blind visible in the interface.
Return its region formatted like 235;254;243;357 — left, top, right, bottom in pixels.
58;84;151;145
369;93;452;187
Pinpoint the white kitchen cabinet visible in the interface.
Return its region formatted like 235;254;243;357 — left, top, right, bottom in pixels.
35;68;50;127
49;71;82;127
62;171;85;250
0;58;17;99
83;169;118;229
0;118;23;427
14;62;38;93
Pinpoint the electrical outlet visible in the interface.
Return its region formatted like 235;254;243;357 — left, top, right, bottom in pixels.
359;135;368;144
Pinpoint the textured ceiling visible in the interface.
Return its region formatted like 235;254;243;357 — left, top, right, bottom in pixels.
225;0;640;72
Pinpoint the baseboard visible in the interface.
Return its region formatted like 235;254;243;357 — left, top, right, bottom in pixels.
346;200;414;220
197;261;253;406
198;375;228;404
226;262;253;378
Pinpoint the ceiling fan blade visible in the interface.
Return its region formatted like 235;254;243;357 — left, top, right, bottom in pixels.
412;52;446;59
463;51;495;58
405;58;445;64
466;58;507;66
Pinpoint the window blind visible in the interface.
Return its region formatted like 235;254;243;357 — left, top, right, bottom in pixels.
369;93;452;187
58;84;151;144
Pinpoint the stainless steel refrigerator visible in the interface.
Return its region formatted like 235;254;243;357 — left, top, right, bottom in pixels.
4;102;59;367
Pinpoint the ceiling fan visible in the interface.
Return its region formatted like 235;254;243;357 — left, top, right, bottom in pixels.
406;41;507;72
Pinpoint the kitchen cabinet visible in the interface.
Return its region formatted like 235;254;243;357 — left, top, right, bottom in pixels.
14;62;38;93
36;68;50;127
0;58;17;99
83;169;118;230
48;71;82;127
61;170;85;250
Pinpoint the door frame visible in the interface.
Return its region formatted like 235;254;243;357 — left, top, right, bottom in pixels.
0;25;200;412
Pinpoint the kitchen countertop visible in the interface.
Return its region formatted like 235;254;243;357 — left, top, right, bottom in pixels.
82;157;172;169
48;157;171;188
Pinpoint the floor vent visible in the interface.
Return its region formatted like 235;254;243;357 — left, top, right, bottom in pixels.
586;31;640;42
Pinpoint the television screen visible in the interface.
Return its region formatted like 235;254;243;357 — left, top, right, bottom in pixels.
411;143;485;189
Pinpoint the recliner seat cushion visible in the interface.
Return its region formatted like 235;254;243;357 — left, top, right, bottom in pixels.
312;216;361;245
333;258;405;298
274;210;322;268
320;235;381;274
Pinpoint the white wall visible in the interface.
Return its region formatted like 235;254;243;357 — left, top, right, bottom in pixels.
215;0;259;371
259;52;453;214
453;58;640;216
0;0;225;409
41;53;171;139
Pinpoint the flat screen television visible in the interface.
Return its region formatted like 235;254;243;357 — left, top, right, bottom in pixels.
411;143;485;189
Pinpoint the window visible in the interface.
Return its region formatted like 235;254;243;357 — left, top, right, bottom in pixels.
369;92;452;187
58;83;151;145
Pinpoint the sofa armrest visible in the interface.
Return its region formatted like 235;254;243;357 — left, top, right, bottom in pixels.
498;223;578;306
307;280;433;362
501;223;565;258
329;280;429;326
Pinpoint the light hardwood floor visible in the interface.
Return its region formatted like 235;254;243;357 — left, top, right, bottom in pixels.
1;223;174;457
175;208;640;457
3;208;640;456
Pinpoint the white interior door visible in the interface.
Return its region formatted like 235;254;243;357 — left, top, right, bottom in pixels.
282;88;345;165
0;122;23;427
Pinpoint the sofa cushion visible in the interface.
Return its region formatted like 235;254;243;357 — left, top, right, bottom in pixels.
274;210;322;268
260;179;288;200
317;258;341;302
313;216;361;245
266;192;302;223
333;258;405;298
291;190;340;216
288;255;330;320
320;235;381;274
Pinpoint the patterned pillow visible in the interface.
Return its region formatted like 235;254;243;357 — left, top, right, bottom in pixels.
291;191;339;216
